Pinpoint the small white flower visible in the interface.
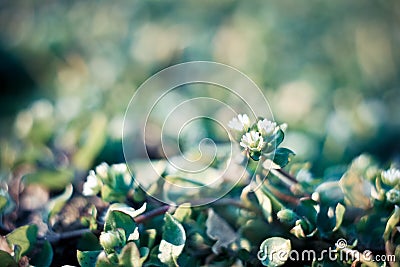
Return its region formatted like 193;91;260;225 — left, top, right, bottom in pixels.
240;131;265;152
111;163;132;186
386;188;400;204
111;163;128;174
228;114;250;132
83;171;102;196
257;119;278;136
381;168;400;186
95;162;109;179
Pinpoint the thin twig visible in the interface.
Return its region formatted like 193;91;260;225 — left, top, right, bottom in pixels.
275;168;298;184
45;228;93;243
184;198;259;213
134;205;171;224
264;182;300;205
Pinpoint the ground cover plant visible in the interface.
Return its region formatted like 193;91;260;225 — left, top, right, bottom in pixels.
0;113;398;266
1;1;400;266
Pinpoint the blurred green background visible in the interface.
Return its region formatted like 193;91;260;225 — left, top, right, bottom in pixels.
1;0;399;178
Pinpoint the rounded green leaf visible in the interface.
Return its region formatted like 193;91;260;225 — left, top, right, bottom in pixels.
158;213;186;266
0;250;18;267
77;250;101;267
29;240;53;267
118;242;141;267
6;224;38;259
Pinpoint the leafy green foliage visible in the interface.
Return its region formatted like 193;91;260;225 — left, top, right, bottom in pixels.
1;114;399;266
77;203;147;266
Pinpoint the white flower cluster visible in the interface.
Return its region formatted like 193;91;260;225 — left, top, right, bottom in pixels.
82;162;130;196
228;114;280;154
381;168;400;187
83;170;103;196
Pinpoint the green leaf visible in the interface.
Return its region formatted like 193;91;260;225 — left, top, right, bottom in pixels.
315;181;344;206
0;189;15;215
141;229;157;249
333;203;345;232
77;232;102;251
317;206;336;235
277;209;297;225
104;210;135;236
239;219;271;245
296;198;319;226
101;185;125;203
0;195;8;213
139;247;150;264
99;229;126;253
23;169;73;190
255;188;273;223
144;246;164;267
272;147;295;168
104;203;145;237
384;205;400;241
108;203;147;219
77;250;101;267
158;213;186;266
0;250;17;267
177;252;200;267
73;113;107;170
81;205;98;231
45;183;73;222
118;242;141;267
339;165;373;209
173;203;192;222
205;209;238;254
6;224;38;259
273;129;285;148
259;237;291;267
96;251;118;267
30;240;53;267
290;221;306;238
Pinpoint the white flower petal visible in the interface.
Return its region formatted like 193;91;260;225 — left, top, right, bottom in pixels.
240;131;265;152
228;114;250;132
257;119;278;137
95;163;109;179
381;168;400;186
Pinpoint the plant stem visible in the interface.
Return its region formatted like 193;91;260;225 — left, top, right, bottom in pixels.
45;228;94;243
264;182;299;205
186;198;259;213
275;168;298;184
134;205;171;224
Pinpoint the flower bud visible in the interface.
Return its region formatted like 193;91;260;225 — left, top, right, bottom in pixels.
99;229;126;253
386;188;400;204
277;209;296;224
